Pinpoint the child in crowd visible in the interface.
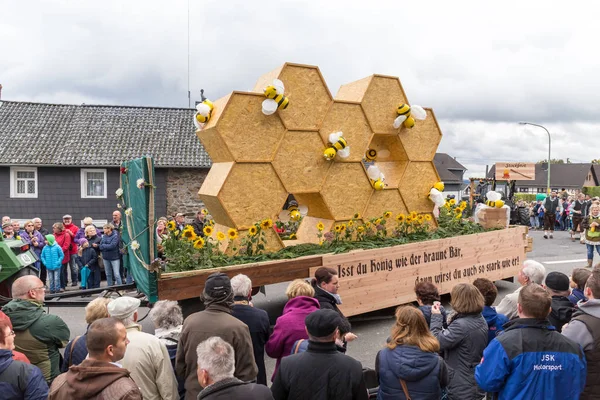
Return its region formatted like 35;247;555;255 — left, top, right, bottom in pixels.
40;234;64;294
415;281;447;328
569;268;592;306
473;278;509;344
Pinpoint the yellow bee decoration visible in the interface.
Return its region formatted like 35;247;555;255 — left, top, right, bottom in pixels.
486;200;505;208
429;181;445;208
367;165;386;190
485;191;505;208
287;200;307;221
262;79;289;115
193;90;214;129
365;148;377;162
324;131;350;161
433;182;445;192
393;103;427;129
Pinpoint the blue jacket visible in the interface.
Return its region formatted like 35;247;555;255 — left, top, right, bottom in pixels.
61;333;89;372
482;305;509;344
475;318;586;400
418;305;448;328
99;231;120;260
376;345;448;400
568;288;586;306
0;349;48;400
40;243;64;271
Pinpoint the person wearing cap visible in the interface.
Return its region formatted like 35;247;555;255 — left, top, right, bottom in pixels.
176;272;258;400
175;213;186;233
545;271;575;332
1;222;18;240
40;235;64;294
74;217;102;247
107;297;178;400
271;309;367;400
62;214;80;287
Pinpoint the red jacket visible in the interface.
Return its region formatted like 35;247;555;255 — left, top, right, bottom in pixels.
54;231;71;264
63;223;79;255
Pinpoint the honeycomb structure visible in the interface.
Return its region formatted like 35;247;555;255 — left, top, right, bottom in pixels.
197;63;443;246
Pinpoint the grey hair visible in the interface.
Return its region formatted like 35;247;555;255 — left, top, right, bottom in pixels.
230;274;252;297
103;222;115;230
196;337;235;383
120;315;136;327
522;260;546;285
149;300;183;329
32;217;42;223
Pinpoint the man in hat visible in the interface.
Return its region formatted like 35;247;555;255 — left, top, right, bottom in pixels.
1;221;17;239
175;213;186;233
61;214;80;287
108;297;178;400
176;272;257;400
545;271;575;332
270;309;368;400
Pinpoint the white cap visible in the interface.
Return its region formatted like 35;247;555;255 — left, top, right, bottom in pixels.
107;297;141;320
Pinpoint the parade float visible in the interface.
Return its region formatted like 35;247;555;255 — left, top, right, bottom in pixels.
120;63;530;316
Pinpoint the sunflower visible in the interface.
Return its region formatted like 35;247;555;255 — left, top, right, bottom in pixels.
335;225;342;233
174;229;181;237
203;225;213;236
202;208;209;215
348;220;354;227
396;213;405;223
357;226;365;233
417;215;425;224
316;221;325;231
406;217;413;224
289;233;297;239
459;201;467;208
167;221;176;231
383;211;392;219
454;207;463;214
353;213;361;219
365;221;372;228
410;211;418;220
248;226;258;236
340;224;347;231
449;199;457;206
425;214;432;221
261;219;273;229
193;237;205;249
454;214;461;220
182;228;197;241
227;228;238;240
216;231;226;241
375;218;382;225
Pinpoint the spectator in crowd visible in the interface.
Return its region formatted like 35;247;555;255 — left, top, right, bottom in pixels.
74;217;102;246
582;203;600;268
545;271;575;332
108;297;179;400
112;210;123;231
19;220;45;271
0;312;30;363
569;268;591;306
496;260;546;320
1;222;17;240
543;191;559;239
376;306;448;400
572;193;586;241
190;210;206;237
53;222;72;291
112;210;129;284
1;216;10;225
414;281;448;328
291;315;351;356
231;274;270;386
196;337;274;400
40;234;64;294
49;318;142;400
430;283;488;400
271;309;367;400
61;297;112;372
156;217;169;244
100;222;123;286
473;278;509;344
33;217;49;284
176;272;257;400
175;213;186;232
266;279;320;382
0;319;48;400
2;276;70;383
149;300;185;398
11;220;20;233
476;284;586;399
62;215;80;286
563;270;600;399
80;225;102;289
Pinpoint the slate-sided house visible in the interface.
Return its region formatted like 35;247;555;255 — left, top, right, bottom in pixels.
0;100;210;226
434;153;467;197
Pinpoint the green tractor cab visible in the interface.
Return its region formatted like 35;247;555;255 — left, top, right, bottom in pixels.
0;235;40;299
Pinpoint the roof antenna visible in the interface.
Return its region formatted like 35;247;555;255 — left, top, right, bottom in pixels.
200;89;207;102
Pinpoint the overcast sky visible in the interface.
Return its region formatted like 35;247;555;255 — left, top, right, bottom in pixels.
2;0;599;177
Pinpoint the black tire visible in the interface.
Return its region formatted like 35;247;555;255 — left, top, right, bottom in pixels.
518;207;530;226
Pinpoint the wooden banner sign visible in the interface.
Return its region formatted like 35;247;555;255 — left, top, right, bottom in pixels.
495;162;535;181
311;226;528;317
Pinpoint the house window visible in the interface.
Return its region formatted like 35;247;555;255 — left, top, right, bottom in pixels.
519;187;529;193
537;188;547;193
81;169;107;198
9;167;38;198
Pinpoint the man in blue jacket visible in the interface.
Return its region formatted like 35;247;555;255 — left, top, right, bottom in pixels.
475;283;586;400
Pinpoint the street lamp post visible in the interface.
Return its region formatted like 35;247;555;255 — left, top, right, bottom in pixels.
519;122;551;194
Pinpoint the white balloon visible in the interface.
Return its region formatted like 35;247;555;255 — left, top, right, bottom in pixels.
298;205;309;216
367;165;381;180
262;99;277;115
393;115;406;129
411;105;427;120
486;190;502;201
273;79;285;94
429;188;445;208
328;131;343;144
196;103;211;117
338;147;351;158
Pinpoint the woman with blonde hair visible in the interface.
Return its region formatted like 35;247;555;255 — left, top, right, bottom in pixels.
377;306;448;400
430;283;488;400
582;203;600;268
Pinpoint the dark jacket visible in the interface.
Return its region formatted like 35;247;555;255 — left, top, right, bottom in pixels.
99;231;120;260
61;333;89;372
271;341;368;400
176;303;258;400
198;377;274;400
481;305;509;344
232;303;271;386
569;288;587;306
476;318;586;400
549;295;574;332
0;349;48;400
313;285;344;316
430;313;488;400
190;218;205;237
375;345;448;400
418;304;448;328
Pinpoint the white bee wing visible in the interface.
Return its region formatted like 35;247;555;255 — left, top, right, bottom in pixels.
328;131;343;144
393;115;407;129
262;99;278;115
298;205;309;216
337;146;350;158
193;114;203;130
273;79;285;95
411;105;427;120
486;190;501;201
367;165;382;180
429;188;446;208
196;103;211;117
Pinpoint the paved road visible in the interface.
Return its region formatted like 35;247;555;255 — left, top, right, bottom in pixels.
44;228;588;380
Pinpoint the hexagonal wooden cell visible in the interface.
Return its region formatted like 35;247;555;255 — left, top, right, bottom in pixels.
321;163;373;221
295;216;334;244
376;161;409;189
398;161;440;213
363;189;409;220
227;226;284;255
293;193;334;220
368;134;408;162
272;131;332;193
398;108;443;161
253;63;333;131
336;75;409;135
319;101;373;163
198;162;288;230
197;92;286;163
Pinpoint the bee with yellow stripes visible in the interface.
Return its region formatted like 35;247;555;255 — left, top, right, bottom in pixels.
486;200;505;208
262;79;289;115
193;89;214;129
393;103;427;129
365;148;377;162
324;131;350;160
367;165;386;190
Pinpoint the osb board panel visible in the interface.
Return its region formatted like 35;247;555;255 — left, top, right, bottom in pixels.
361;75;409;135
363;189;409;219
219;163;288;230
158;255;323;301
217;92;286;162
335;75;373;102
197;128;234;163
202;93;232;130
376;161;409;189
272;131;331;193
253;64;285;93
296;216;334;244
198;162;235;196
321;163;374;221
277;64;333;130
312;226;528;316
319;101;373;163
225;226;285;255
293;193;334;220
209;223;232;253
198;195;234;229
398;108;443;162
478;207;510;229
398;161;439;213
368;134;409;162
